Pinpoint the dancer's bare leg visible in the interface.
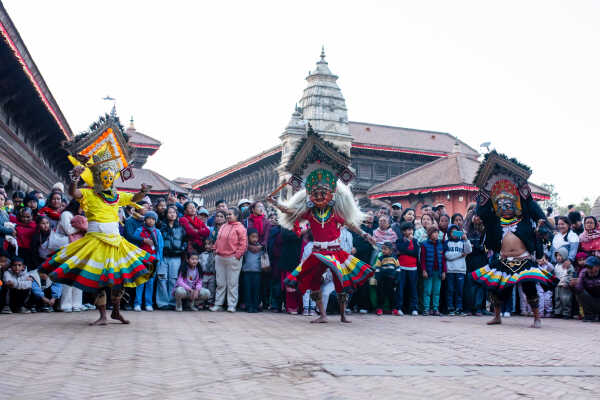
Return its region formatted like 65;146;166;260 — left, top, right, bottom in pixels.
89;305;107;326
531;307;542;328
487;305;502;325
310;291;327;323
339;293;351;323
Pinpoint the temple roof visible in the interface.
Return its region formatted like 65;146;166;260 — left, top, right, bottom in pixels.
115;168;187;195
368;153;550;200
350;121;479;157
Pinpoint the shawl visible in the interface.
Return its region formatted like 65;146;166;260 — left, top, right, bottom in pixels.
580;229;600;244
39;206;62;221
248;213;265;237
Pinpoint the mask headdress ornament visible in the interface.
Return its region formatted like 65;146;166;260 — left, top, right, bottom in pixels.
473;150;532;218
62;113;133;196
276;123;363;229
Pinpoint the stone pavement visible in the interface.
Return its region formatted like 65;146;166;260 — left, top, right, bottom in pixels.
1;311;599;399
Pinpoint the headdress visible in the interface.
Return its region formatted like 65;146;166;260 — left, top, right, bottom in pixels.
62;113;133;195
305;168;337;194
474;151;532;216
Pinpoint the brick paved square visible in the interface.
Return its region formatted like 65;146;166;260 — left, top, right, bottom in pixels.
1;311;598;399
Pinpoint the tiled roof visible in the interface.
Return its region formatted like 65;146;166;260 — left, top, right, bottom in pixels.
126;129;161;148
115;168;187;195
368;153;550;200
349;121;479;157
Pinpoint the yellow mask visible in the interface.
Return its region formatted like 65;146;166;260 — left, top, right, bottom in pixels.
100;168;115;190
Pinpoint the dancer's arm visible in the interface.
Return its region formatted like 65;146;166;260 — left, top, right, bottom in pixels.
131;184;152;203
267;196;293;215
345;222;375;246
68;166;85;199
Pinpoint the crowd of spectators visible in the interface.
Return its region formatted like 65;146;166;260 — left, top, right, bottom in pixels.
1;186;599;323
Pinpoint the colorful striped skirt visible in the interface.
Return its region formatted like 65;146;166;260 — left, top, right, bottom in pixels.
471;257;557;292
284;249;373;294
41;232;156;293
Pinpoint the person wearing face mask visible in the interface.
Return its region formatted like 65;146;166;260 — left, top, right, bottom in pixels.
39;191;64;230
238;199;252;221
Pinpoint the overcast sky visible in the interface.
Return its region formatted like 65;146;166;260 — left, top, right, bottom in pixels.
4;0;599;205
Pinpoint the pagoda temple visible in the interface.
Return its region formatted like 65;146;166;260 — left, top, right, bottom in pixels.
0;3;73;193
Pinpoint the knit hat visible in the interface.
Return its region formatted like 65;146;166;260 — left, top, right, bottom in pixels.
576;252;588;261
52;182;64;193
585;256;600;267
554;247;569;261
197;208;209;216
144;211;158;222
247;227;258;236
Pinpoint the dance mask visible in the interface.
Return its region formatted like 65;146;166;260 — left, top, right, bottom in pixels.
306;168;336;209
491;179;522;218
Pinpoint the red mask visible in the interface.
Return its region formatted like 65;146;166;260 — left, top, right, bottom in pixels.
310;187;333;209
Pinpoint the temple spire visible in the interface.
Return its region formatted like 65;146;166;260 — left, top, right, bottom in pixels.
320;45;326;61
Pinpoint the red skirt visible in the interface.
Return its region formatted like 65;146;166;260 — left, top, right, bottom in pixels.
284;249;373;294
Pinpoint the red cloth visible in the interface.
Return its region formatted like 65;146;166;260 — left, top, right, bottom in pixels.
180;215;210;253
15;220;36;249
38;206;61;221
139;226;157;256
248;214;264;237
301;210;345;243
397;241;417;268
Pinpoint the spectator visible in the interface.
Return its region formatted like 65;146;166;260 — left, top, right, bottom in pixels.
23;191;40;221
208;210;227;243
373;215;397;248
0;257;32;313
0;192;16;253
157;205;187;310
11;191;25;215
553;247;574;318
207;199;228;227
241;228;262;313
374;241;400;316
551;216;579;263
266;212;282;311
124;202;150;246
245;201;272;309
395;221;419;316
444;224;472;316
29;268;62;312
39;191;64;230
199;238;216;307
272;227;303;314
414;213;435;244
15;207;36;270
174;252;210;312
180;201;210;255
176;193;188;215
166;192;183;216
197;208;210;224
0;249;10;272
421;204;433;215
391;203;403;224
450;213;464;230
438;214;450;241
572;256;600;322
238;198;252;221
568;211;584;235
401;208;416;226
133;211;164;312
57;199;85;313
579;216;600;258
211;207;247;313
420;226;446;316
154;197;168;229
434;204;446;221
30;215;52;269
464;212;488;316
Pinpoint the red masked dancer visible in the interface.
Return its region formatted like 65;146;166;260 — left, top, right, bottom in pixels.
269;168;375;323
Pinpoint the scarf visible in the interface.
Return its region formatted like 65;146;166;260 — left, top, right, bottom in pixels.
39;206;62;221
249;213;264;237
580;228;600;243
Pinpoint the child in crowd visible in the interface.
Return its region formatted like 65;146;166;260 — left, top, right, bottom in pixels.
0;257;32;313
241;228;262;313
174;252;211;312
133;211;164;312
199;238;216;307
29;268;62;312
395;222;419;316
31;215;52;268
374;241;400;316
444;224;472;316
553;247;574;318
0;249;11;273
420;226;446;316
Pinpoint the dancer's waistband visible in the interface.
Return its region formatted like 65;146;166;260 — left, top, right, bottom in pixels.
88;221;120;235
313;238;341;250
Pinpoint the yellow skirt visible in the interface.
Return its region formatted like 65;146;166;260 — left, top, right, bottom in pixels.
41;232;156;292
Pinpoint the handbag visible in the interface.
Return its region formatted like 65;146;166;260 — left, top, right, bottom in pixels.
260;251;271;272
48;228;69;251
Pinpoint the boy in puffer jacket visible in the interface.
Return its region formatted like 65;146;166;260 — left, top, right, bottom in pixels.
445;224;472;315
553;247;574;318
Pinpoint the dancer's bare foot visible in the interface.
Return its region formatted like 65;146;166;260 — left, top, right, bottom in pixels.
111;310;130;324
311;315;328;323
486;316;501;325
89;316;107;326
531;318;542;328
340;315;352;323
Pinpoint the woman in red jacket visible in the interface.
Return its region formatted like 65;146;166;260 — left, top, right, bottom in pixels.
38;191;64;230
15;207;37;270
179;201;210;254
